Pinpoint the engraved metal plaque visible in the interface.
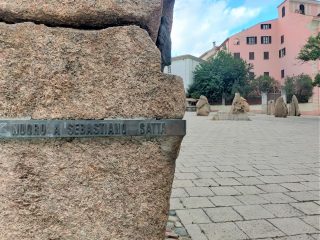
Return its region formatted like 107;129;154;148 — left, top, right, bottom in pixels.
0;119;186;139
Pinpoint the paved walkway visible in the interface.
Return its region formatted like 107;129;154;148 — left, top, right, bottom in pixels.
169;113;320;240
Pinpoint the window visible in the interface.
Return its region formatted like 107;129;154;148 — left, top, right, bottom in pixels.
299;4;305;15
281;35;284;44
261;36;272;44
279;48;286;58
234;52;240;59
282;6;286;17
234;38;240;45
246;36;257;45
249;52;255;60
261;24;272;30
264;52;269;60
281;69;285;78
264;72;270;76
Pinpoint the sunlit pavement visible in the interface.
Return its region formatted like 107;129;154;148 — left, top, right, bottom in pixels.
170;112;320;240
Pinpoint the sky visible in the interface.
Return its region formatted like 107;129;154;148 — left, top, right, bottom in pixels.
171;0;284;57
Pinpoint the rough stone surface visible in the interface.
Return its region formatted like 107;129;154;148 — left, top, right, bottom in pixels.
0;137;182;240
267;100;275;115
274;97;288;118
0;23;185;119
0;0;163;41
289;95;301;116
230;93;249;114
196;96;210;116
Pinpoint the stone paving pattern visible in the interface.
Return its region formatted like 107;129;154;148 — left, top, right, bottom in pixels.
169;113;320;240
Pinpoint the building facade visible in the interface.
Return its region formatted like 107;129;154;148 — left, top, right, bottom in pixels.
164;54;204;92
201;0;319;105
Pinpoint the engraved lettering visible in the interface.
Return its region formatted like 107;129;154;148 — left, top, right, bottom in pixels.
140;123;145;135
108;123;114;135
54;125;61;136
20;125;26;135
67;124;74;135
12;125;19;136
34;124;39;135
27;124;32;135
75;124;80;135
40;124;46;135
122;124;127;135
146;123;152;134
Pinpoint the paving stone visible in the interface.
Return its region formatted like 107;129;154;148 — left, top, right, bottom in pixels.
262;204;304;217
285;191;319;201
297;175;320;182
216;171;241;178
197;166;219;172
215;166;238;171
233;186;265;194
254;165;274;170
210;186;241;196
176;209;211;225
269;217;318;235
276;234;317;240
209;196;243;206
175;173;199;180
180;197;214;209
173;180;195;188
170;198;185;210
234;165;254;171
178;167;200;173
184;224;208;240
235;177;265;185
291;202;320;215
204;207;243;222
301;182;320;191
233;205;275;220
281;183;314;191
192;179;219;187
256;184;289;193
171;188;189;198
236;171;260;177
184;187;215;197
256;169;279;176
195;172;220;179
311;233;320;240
213;178;242;186
174;227;189;236
200;222;248;240
236;195;270;205
260;193;297;203
258;175;303;184
301;215;320;230
236;219;284;238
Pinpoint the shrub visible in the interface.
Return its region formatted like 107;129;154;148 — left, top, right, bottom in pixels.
284;74;313;103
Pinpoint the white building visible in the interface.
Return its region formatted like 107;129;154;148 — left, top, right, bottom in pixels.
164;55;204;92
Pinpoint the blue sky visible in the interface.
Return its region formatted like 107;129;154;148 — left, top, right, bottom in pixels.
171;0;284;57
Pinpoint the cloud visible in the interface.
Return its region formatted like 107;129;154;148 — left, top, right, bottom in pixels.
171;0;261;57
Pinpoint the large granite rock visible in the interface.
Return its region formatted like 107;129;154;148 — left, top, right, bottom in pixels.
0;0;163;41
0;22;185;240
0;23;185;120
230;93;249;114
289;95;301;116
267;100;275;115
274;96;288;118
196;95;210;116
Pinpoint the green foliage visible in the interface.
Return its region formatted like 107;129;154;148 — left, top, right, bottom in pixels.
313;73;320;87
298;33;320;62
188;51;252;103
284;74;314;103
250;75;279;95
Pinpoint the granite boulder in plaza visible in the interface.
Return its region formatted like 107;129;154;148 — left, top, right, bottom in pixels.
0;1;185;240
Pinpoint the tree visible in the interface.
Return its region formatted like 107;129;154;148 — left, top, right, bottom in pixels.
313;73;320;87
188;51;252;103
284;74;313;103
250;75;280;95
298;33;320;61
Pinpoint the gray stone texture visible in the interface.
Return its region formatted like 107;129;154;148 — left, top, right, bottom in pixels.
274;96;288;118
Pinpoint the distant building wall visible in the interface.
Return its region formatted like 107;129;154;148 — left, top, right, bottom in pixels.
164;55;204;92
201;0;319;107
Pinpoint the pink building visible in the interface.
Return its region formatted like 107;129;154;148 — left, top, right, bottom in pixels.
201;0;320;109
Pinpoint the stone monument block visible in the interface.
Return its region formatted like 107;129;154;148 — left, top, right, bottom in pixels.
274;96;288;118
0;0;163;41
196;95;210;116
289;95;301;116
0;2;185;239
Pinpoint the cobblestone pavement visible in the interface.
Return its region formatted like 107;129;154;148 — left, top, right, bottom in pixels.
169;113;320;240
